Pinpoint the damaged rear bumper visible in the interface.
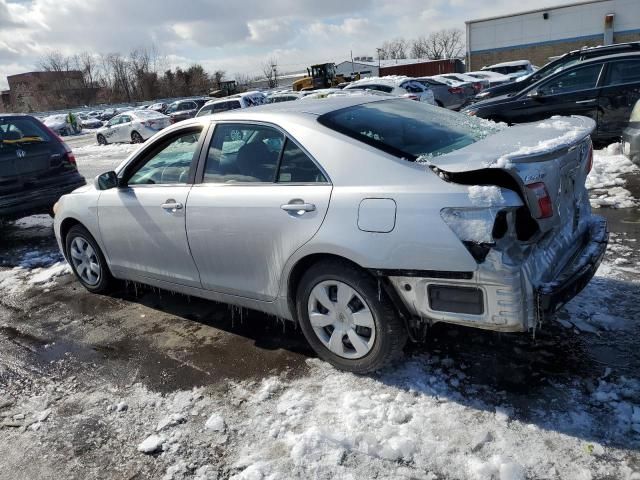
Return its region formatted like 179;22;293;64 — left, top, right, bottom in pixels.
537;215;608;316
387;215;608;333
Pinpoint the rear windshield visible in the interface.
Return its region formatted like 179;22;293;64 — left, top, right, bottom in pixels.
0;116;51;144
317;99;502;160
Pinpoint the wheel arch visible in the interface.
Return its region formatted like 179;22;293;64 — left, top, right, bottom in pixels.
59;217;83;259
285;253;373;323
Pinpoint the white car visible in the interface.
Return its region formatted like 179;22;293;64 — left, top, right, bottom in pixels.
344;76;436;104
196;91;267;117
464;71;512;87
43;114;81;136
96;110;171;145
481;60;537;81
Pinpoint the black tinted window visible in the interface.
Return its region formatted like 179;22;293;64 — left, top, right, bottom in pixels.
203;123;284;183
539;64;602;95
277;139;327;183
605;60;640;86
349;84;393;93
318;99;500;160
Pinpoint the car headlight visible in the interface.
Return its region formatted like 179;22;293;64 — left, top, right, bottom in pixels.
52;201;60;216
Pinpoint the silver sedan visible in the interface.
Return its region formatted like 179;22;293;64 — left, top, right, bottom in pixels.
53;97;607;373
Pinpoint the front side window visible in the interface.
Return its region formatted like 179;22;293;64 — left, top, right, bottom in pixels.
277;139;327;183
318;99;502;160
107;116;121;127
605;60;640;86
127;129;202;185
203;123;284;183
538;64;603;95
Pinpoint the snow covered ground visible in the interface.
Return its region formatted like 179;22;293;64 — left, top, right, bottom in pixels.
588;143;639;209
0;223;638;479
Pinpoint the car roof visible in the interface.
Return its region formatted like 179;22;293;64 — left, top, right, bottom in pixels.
567;51;640;66
485;60;531;68
192;96;391;123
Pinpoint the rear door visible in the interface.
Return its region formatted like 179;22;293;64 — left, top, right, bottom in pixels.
186;122;332;300
507;63;604;123
116;115;133;143
596;58;640;140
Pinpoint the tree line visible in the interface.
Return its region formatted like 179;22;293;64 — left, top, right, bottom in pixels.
28;47;254;110
376;28;464;61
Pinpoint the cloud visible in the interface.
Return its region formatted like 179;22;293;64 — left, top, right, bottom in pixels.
0;0;581;90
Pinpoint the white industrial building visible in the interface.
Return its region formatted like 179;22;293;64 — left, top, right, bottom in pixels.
466;0;640;70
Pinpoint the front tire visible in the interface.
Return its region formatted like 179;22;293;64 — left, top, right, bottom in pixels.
296;260;407;373
65;224;114;294
97;134;107;145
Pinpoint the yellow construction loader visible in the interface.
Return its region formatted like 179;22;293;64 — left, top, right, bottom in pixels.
292;63;359;91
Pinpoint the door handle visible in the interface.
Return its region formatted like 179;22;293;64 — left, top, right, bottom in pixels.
281;200;316;214
161;200;183;212
575;99;596;104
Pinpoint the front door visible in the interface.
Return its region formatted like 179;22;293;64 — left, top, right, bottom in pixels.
186;122;332;300
98;126;206;287
507;63;604;124
597;59;640;140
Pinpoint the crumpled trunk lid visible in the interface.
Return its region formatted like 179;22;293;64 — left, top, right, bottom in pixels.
426;116;595;235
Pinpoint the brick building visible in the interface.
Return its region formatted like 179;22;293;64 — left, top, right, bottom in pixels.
466;0;640;71
1;71;99;112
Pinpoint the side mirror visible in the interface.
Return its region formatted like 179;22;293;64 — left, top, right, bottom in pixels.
528;90;544;100
94;171;119;190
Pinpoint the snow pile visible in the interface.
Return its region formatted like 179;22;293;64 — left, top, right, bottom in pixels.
587;142;639;208
507;124;592;158
468;185;505;207
0;250;70;295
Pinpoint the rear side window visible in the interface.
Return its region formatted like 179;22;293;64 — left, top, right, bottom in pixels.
605;60;640;86
402;81;425;93
0;117;51;143
318;99;501;160
277;139;327;183
538;64;603;95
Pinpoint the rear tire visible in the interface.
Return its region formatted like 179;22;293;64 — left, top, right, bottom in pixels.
131;131;143;144
97;134;107;145
296;260;407;373
65;224;114;294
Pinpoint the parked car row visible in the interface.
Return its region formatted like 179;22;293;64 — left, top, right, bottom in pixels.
465;44;640;144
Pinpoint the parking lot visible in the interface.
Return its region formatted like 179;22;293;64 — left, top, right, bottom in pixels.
0;136;638;479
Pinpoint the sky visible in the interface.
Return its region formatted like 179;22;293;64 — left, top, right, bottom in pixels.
0;0;579;90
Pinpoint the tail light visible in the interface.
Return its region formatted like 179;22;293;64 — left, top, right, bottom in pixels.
448;87;464;94
404;94;420;101
526;182;553;219
586;143;593;173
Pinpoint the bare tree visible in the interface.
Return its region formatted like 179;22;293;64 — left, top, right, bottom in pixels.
38;51;71;72
234;73;251;92
261;57;278;88
377;38;408;60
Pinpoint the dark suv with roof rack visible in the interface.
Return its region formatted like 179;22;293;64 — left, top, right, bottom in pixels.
1;114;85;221
473;41;640;101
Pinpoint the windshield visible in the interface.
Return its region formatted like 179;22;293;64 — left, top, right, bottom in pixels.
347;84;393;93
318;99;502;160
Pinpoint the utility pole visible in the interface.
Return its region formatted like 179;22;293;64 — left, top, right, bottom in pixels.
271;63;278;88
